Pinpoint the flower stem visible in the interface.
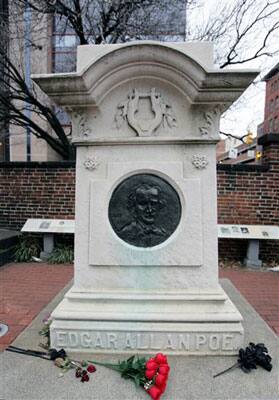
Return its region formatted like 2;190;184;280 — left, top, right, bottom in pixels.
87;360;122;372
87;360;147;386
213;362;239;378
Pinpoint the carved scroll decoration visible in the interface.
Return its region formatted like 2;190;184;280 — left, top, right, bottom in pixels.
199;104;226;137
115;88;177;136
72;111;92;137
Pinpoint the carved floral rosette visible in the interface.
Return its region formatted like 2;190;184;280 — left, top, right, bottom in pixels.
83;157;99;171
192;155;209;169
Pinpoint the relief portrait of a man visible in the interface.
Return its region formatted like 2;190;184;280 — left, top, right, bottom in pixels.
119;184;169;247
108;173;181;248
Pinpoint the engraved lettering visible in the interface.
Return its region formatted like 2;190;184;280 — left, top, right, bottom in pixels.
125;333;134;349
53;331;238;353
178;334;190;350
222;334;234;351
196;334;206;350
94;333;104;349
107;333;117;349
150;333;161;350
69;332;79;347
209;335;220;351
164;334;176;350
137;333;149;349
56;332;67;347
81;332;92;348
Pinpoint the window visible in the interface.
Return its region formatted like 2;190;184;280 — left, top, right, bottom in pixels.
52;17;77;73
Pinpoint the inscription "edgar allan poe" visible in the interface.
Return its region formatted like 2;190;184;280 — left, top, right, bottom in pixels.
55;331;238;352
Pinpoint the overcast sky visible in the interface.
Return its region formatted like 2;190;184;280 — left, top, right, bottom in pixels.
188;0;279;138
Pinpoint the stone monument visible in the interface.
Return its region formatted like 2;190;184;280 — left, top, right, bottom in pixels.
33;42;258;355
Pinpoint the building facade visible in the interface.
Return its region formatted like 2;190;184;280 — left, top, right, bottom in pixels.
262;63;279;135
3;1;186;161
217;62;279;165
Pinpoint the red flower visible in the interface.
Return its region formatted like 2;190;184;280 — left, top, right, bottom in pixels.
159;382;167;394
158;364;170;375
145;353;170;399
145;369;157;380
155;373;167;387
146;360;159;370
87;364;96;373
81;373;89;382
154;353;168;365
75;368;82;378
147;385;162;400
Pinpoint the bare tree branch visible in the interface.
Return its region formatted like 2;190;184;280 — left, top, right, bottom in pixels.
188;0;279;68
220;130;251;143
2;0;278;159
0;45;74;159
220;0;279;68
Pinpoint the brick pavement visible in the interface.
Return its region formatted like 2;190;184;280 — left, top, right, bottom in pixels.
220;269;279;335
0;263;278;352
0;262;73;351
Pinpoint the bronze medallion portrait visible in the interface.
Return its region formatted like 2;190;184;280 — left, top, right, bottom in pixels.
108;174;181;247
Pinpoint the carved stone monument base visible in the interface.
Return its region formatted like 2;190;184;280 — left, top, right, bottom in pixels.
50;285;243;355
34;41;258;356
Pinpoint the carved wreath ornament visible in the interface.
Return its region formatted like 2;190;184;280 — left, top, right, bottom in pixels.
83;157;99;171
192;155;209;169
115;88;177;136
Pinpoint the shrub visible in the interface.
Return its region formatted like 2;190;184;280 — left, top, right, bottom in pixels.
47;245;74;264
14;235;41;262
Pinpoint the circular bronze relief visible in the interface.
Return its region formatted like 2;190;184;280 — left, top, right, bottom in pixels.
108;173;181;247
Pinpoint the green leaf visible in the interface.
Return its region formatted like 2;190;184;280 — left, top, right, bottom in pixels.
126;355;135;363
134;375;140;387
47;244;74;264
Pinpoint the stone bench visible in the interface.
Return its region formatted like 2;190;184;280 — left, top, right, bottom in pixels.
21;219;75;259
218;224;279;268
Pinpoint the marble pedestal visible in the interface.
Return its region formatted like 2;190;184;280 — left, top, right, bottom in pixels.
33;41;258;355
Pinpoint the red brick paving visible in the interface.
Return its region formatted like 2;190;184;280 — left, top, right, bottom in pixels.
0;263;278;352
220;269;279;335
0;262;73;351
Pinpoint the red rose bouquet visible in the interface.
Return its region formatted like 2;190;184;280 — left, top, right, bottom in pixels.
87;352;170;400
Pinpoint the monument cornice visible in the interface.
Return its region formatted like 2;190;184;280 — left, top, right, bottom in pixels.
71;137;220;146
32;42;259;110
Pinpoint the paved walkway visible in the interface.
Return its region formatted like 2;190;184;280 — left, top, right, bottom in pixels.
0;262;73;351
0;263;278;351
220;268;279;335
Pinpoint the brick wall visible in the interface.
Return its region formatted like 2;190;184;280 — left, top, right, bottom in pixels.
217;134;278;262
217;160;278;262
217;164;277;225
0;135;278;262
0;162;75;229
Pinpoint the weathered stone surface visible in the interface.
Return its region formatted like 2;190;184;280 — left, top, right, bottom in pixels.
2;280;278;400
33;41;259;354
